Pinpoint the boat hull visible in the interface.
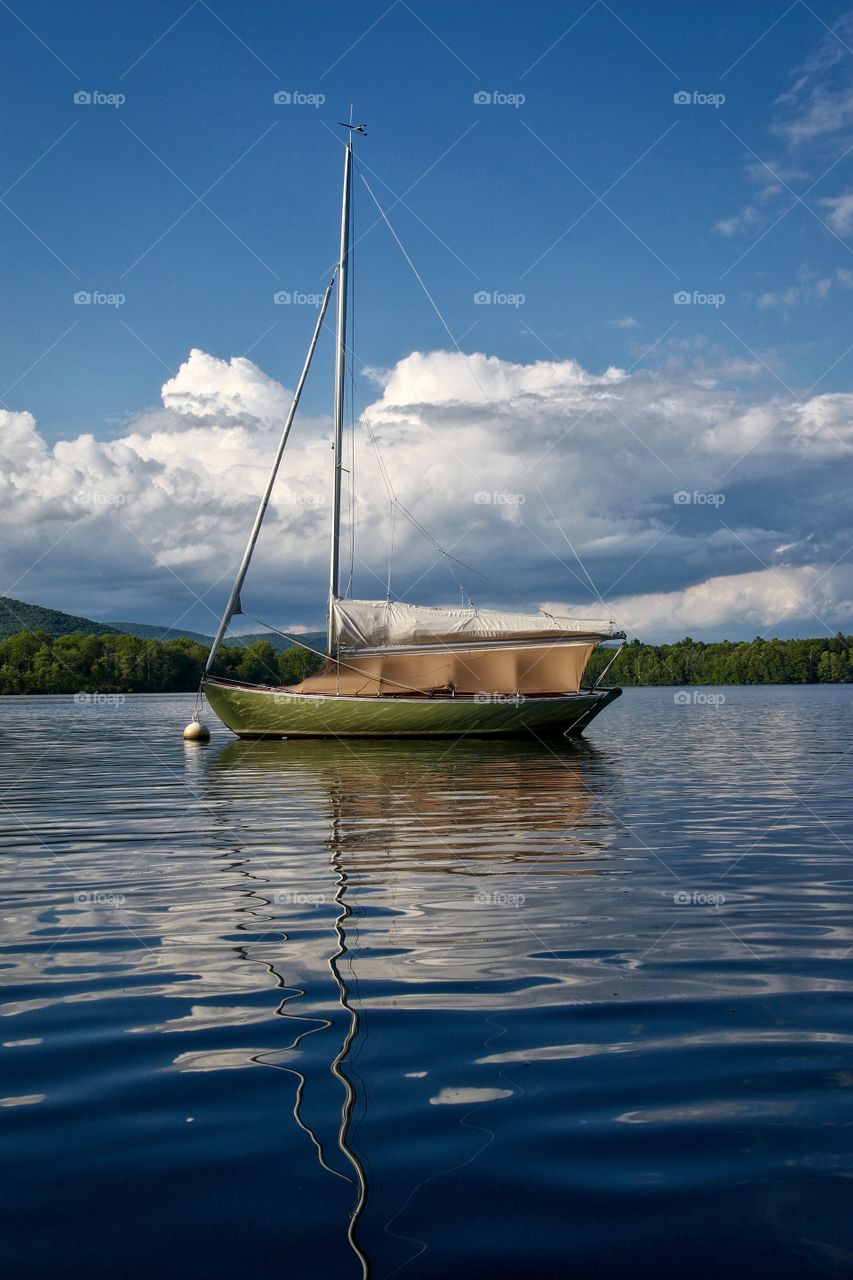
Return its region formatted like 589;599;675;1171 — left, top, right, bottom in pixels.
203;677;621;738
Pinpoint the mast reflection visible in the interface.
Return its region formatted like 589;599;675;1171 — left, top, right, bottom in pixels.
200;736;615;1276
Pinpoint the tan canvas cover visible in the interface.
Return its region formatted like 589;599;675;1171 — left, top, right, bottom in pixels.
331;598;618;650
285;640;598;697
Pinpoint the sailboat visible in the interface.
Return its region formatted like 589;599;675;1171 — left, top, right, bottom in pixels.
200;123;624;739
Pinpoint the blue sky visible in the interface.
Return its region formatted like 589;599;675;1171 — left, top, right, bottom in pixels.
2;0;853;640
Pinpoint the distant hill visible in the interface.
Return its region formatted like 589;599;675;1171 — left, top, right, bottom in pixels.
111;620;216;645
0;596;124;640
0;596;324;653
223;630;326;653
110;621;325;653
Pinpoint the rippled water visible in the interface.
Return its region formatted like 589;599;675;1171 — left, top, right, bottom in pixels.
2;688;853;1279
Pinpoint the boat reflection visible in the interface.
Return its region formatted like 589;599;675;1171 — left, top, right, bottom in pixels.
207;735;617;872
197;737;619;1277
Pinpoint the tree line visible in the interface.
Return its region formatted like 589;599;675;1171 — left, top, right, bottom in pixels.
0;630;851;695
584;634;853;686
0;631;323;695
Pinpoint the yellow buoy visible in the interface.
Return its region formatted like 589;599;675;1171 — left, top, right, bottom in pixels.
183;720;210;742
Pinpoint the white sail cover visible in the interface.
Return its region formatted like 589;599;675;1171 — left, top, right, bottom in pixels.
332;598;619;650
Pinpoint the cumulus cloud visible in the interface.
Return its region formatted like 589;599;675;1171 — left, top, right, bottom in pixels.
547;566;853;637
160;349;292;426
1;345;852;643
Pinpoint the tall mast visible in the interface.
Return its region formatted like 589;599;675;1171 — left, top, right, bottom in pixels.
328;124;362;654
204;275;335;678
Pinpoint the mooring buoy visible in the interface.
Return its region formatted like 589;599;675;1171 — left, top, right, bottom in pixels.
183;720;210;742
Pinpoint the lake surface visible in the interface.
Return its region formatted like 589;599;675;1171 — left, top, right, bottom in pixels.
1;687;852;1279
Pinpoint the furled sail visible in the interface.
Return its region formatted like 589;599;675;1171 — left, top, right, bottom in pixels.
287;640;600;697
331;598;619;651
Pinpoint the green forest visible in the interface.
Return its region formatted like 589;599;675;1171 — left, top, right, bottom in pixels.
0;629;851;695
583;634;853;686
0;631;324;695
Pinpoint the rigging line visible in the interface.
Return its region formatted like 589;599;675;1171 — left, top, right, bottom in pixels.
348;378;476;604
340;344;467;604
342;379;595;620
337;341;400;603
349;386;398;601
350;388;560;612
356;163;613;622
338;298;609;622
535;485;604;604
235;615;330;661
359;403;559;613
360;411;397;502
386;501;395;600
339;344;396;502
358;165;469;361
329;306;478;606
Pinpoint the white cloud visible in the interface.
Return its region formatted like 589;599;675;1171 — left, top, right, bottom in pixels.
819;192;853;237
716;15;853;243
549;565;853;638
713;206;760;237
773;85;853;148
1;346;852;642
751;265;853;310
160;348;292;426
770;13;853;152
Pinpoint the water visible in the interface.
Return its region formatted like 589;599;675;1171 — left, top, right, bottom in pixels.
1;688;852;1279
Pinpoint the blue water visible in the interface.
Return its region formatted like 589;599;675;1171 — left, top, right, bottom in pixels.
1;687;852;1278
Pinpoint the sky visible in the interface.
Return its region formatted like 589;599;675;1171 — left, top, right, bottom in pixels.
1;0;853;643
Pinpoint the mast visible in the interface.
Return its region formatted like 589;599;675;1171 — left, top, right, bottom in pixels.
328;122;365;655
204;275;335;677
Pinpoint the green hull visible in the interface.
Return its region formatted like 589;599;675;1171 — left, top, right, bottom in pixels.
203;677;621;738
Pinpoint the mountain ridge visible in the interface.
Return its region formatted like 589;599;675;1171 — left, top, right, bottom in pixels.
0;596;322;652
